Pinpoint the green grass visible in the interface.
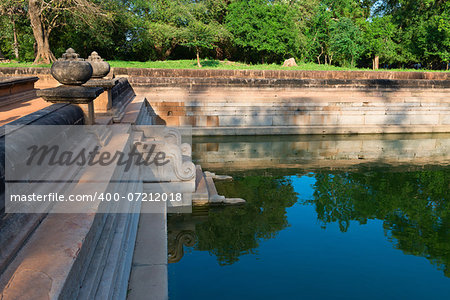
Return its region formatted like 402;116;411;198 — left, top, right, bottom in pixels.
0;61;52;68
0;59;448;72
108;59;367;71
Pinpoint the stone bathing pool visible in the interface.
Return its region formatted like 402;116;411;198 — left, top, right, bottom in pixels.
167;134;450;299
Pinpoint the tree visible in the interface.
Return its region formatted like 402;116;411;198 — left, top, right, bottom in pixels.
328;17;364;67
305;3;332;64
0;0;26;60
181;20;228;67
226;0;300;63
48;0;137;61
138;0;190;60
374;0;450;69
364;16;397;69
27;0;104;64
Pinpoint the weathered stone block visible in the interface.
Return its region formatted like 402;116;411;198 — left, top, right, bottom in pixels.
207;116;219;126
336;114;365;125
410;114;440;125
219;116;245;126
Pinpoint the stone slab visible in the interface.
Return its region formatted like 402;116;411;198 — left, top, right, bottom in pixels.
37;86;104;104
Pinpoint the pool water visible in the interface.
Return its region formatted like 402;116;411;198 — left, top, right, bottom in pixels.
168;136;450;299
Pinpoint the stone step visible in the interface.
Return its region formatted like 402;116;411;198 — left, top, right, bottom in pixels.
94;168;142;300
112;210;140;300
139;89;450;99
145;97;450;107
78;212;119;299
127;202;168;300
192;165;209;205
77;167;140;298
191;125;450;135
110;175;142;300
204;174;225;203
179;106;450;114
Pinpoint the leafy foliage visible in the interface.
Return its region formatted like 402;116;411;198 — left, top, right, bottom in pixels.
0;0;449;68
329;17;364;67
303;169;450;277
226;0;300;63
194;176;298;265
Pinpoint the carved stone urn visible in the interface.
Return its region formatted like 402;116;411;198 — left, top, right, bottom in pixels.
51;48;93;85
86;51;111;78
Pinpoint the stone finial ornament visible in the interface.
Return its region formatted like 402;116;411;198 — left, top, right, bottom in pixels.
87;51;111;78
59;48;82;61
51;48;93;85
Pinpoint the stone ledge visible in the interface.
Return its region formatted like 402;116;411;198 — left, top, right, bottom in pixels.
0;67;448;81
129;76;450;89
114;67;450;81
191;125;450;136
0;76;38;88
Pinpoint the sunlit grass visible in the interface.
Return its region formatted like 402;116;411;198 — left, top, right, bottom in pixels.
0;59;448;72
0;62;51;68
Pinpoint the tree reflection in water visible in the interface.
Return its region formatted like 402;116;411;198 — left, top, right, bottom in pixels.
303;168;450;277
169;168;449;277
168;176;298;265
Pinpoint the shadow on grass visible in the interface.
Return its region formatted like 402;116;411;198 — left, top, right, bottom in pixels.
197;60;220;68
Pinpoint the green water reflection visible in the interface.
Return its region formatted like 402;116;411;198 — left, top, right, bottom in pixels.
308;169;450;277
169;168;450;277
169;134;450;298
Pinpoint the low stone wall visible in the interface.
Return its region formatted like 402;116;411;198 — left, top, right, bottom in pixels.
114;67;450;81
0;103;84;277
0;67;56;89
1;66;449;82
0;77;39;107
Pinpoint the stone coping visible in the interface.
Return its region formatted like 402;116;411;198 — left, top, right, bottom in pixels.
0;67;50;76
129;76;450;89
190;125;450;136
37;86;104;104
83;78;119;88
0;103;84;138
0;76;39;88
0;66;448;80
113;67;450;81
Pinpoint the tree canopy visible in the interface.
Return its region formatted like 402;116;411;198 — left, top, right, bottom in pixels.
0;0;449;69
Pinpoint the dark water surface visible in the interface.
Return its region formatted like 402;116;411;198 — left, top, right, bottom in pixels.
168;135;450;299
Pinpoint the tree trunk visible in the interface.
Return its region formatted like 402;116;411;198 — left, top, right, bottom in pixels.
163;48;172;60
11;18;19;60
373;55;379;70
196;48;202;68
29;0;56;64
317;46;323;65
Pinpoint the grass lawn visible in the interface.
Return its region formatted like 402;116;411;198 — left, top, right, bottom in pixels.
0;59;448;72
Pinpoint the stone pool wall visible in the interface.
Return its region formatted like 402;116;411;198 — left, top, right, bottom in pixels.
1;67;449;135
112;68;449;135
131;78;450;135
